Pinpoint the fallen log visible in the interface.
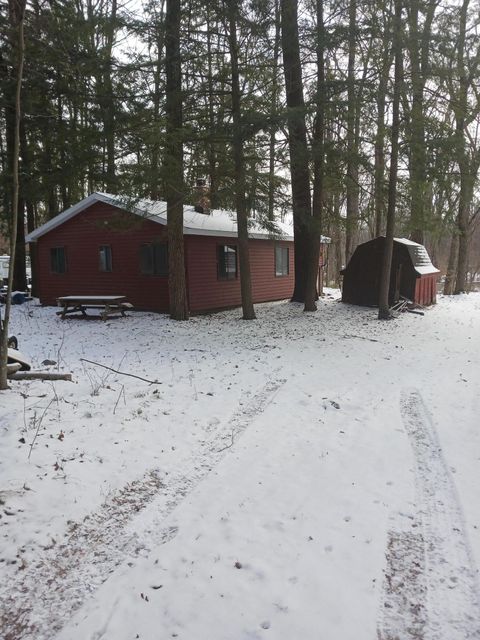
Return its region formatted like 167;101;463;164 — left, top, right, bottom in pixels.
9;371;72;381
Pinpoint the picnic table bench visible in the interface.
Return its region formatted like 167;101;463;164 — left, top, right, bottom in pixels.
56;295;133;320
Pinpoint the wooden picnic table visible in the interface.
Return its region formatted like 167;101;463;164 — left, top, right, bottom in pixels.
56;295;132;320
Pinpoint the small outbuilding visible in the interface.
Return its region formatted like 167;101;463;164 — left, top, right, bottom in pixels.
25;192;329;314
341;236;439;307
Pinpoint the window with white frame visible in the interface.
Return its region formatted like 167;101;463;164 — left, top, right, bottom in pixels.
217;245;238;280
99;245;113;272
275;245;289;276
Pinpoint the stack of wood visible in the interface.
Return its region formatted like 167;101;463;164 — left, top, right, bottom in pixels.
390;298;409;313
389;296;425;316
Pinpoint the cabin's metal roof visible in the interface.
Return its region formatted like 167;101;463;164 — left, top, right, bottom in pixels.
25;192;331;244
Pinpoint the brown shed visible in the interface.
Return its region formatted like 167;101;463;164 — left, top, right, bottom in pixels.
341;236;439;307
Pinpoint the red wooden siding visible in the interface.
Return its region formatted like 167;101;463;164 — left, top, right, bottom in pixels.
414;274;437;306
35;202;170;311
185;236;294;313
33;202;295;313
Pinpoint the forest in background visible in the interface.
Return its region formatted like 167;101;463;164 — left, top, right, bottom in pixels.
1;0;480;294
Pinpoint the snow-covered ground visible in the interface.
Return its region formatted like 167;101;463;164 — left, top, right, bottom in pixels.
1;291;479;640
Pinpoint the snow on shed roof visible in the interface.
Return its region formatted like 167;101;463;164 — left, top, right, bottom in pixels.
25;192;330;244
394;237;440;275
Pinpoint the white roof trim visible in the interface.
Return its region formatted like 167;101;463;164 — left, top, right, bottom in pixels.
25;192;331;244
25;193;106;242
25;192;291;242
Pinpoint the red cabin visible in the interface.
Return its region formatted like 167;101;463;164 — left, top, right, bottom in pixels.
26;193;328;314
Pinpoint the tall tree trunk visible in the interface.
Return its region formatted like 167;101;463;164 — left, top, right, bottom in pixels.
102;0;117;193
3;67;26;292
305;0;326;311
150;0;166;200
12;197;26;290
345;0;358;262
378;0;402;320
454;0;473;294
267;0;281;221
43;127;57;219
374;48;390;237
281;0;312;303
26;203;38;296
165;0;188;320
57;93;69;209
408;0;425;244
227;0;256;320
333;196;343;286
407;0;437;244
205;5;219;209
454;175;475;294
1;0;25;390
443;232;458;295
13;111;32;291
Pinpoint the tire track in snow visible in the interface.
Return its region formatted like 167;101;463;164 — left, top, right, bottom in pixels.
133;377;286;547
378;389;480;640
0;469;167;640
378;526;427;640
0;378;285;640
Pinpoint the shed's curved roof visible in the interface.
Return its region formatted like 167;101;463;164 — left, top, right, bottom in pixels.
394;237;440;275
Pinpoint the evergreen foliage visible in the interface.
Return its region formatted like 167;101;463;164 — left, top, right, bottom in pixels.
1;0;479;296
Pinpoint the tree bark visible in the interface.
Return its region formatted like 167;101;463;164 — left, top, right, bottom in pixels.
345;0;358;262
20;115;37;294
374;44;391;238
454;0;473;294
406;0;437;244
281;0;312;303
165;0;188;320
331;192;343;287
267;0;281;222
0;0;25;390
227;0;256;320
443;233;458;295
378;0;402;320
205;5;219;210
304;0;326;312
12;197;26;290
454;175;475;294
150;1;166;200
102;0;117;193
